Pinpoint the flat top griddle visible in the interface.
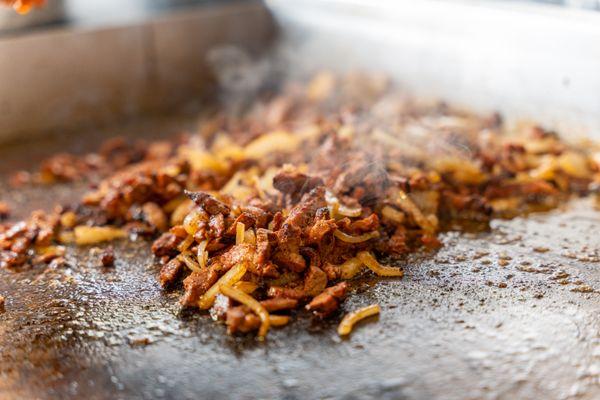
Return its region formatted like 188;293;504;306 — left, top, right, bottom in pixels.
0;117;598;400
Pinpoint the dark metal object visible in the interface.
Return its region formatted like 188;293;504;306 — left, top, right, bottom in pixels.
0;120;598;400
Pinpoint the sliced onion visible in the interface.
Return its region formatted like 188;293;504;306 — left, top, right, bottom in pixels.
236;222;245;245
244;229;256;245
233;281;258;294
339;257;364;279
393;189;436;233
196;240;208;269
177;235;194;252
338;304;381;336
269;315;290;327
220;284;270;340
178;252;202;273
381;205;405;224
198;263;247;310
357;251;404;277
183;208;205;236
334;229;380;243
73;226;126;245
326;191;362;218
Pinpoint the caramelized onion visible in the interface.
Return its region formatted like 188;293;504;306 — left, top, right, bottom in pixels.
196;240;208;269
233;281;258;294
357;251;404;277
326;191;362;218
74;226;126;245
269;315;290;327
393;190;436;234
178;252;201;273
334;230;380;243
183;208;205;236
236;222;246;245
177;235;194;252
198;263;247;310
339;257;364;279
338;304;381;336
381;205;405;224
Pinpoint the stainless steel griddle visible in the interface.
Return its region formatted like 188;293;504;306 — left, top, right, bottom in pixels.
0;1;599;399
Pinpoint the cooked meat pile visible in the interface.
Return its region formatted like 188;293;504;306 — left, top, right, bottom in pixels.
1;72;600;338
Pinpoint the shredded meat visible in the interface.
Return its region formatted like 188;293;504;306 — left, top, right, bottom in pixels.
151;232;182;257
100;247;115;267
181;269;218;307
159;258;184;287
185;191;231;215
306;282;348;318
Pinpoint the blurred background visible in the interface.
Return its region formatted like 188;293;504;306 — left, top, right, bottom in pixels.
1;0;600;142
1;0;600;34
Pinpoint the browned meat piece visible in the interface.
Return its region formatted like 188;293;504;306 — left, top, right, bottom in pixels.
484;180;558;199
225;306;261;334
208;214;226;238
267;286;307;300
35;227;54;246
225;213;255;236
0;251;27;269
225;206;271;237
0;295;4;312
39;153;88;182
303;265;328;296
185;190;230;215
10;237;30;254
211;243;255;273
273;167;324;201
333;158;390;204
307;218;337;244
241;206;270;228
306;282;348;318
0;202;10;220
273;224;306;272
142;202;168;231
100;246;115;267
151;232;182;257
322;262;341;280
387;226;409;254
255;228;276;265
284;187;327;228
260;298;298;312
181;268;218;306
350;213;379;233
159;258;183;287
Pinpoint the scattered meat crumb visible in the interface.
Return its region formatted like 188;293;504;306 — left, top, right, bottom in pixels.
100;247;115;267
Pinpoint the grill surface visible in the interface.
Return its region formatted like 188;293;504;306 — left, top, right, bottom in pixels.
0;117;598;400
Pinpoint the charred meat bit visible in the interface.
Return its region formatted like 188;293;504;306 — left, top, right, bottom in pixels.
100;246;115;267
181;269;218;307
306;282;348;318
185;190;230;215
151;232;182;257
159;258;184;287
